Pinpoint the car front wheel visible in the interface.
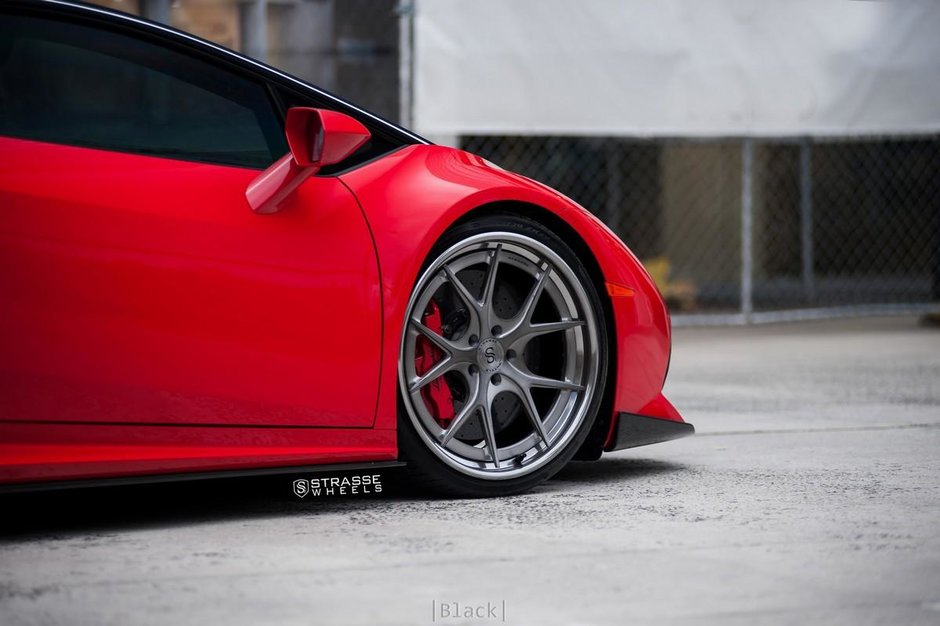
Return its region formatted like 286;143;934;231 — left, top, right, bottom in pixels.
398;213;608;496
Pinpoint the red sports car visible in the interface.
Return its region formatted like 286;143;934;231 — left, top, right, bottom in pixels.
0;0;692;496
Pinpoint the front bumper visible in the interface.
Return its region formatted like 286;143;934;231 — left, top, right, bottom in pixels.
606;412;695;452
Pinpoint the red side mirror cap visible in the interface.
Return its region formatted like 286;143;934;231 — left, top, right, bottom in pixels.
247;108;371;215
285;108;371;168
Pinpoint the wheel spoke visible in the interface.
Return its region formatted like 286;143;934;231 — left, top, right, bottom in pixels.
529;319;584;335
513;366;583;392
439;379;481;446
410;318;456;354
511;319;584;348
408;355;455;392
443;265;480;313
480;399;500;464
481;244;502;311
507;380;549;444
504;267;549;338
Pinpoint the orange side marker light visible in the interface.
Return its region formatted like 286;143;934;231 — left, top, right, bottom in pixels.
605;282;635;298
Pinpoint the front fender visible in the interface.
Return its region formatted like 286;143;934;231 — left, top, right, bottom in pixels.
339;145;681;439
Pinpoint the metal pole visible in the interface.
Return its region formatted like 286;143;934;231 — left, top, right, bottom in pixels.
397;0;415;128
604;142;622;227
142;0;171;24
245;0;268;63
741;138;754;321
935;210;940;301
799;138;816;304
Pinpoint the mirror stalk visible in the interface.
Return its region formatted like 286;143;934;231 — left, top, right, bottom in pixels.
246;154;318;215
246;108;371;215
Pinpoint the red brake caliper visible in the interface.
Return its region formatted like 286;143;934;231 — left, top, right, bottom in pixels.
415;300;455;427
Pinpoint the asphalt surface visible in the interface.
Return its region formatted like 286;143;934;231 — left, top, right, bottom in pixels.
1;315;939;626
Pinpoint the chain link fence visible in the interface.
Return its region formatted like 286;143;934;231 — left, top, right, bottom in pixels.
86;0;940;324
462;135;940;322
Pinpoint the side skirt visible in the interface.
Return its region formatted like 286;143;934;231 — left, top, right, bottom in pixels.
0;460;406;494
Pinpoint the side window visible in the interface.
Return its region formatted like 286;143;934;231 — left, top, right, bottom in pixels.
0;14;287;168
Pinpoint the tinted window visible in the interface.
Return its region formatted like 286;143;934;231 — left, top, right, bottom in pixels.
0;15;287;168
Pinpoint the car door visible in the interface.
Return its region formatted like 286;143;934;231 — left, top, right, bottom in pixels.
0;12;381;428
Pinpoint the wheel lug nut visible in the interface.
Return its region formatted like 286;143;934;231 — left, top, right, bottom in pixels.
491;325;502;335
491;374;502;385
469;334;478;346
506;349;516;359
469;364;478;375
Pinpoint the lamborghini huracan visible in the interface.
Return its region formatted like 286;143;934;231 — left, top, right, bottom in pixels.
0;0;693;497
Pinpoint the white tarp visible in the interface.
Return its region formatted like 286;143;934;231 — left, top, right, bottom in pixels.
413;0;940;138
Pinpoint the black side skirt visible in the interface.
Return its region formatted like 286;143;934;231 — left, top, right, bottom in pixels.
0;460;406;494
606;413;695;451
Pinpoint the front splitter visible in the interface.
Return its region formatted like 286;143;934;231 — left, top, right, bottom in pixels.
606;412;695;451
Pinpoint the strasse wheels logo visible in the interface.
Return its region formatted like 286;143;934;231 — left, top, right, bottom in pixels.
291;473;383;498
292;478;309;498
484;345;497;363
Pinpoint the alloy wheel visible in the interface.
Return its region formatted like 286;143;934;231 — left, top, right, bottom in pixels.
399;232;601;480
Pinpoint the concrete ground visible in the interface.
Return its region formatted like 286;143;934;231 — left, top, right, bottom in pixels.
1;315;939;626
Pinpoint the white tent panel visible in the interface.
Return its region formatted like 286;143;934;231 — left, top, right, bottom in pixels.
413;0;940;137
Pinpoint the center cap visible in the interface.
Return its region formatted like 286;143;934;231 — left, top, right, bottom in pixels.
477;337;504;372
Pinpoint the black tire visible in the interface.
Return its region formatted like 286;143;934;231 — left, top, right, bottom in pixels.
397;213;609;497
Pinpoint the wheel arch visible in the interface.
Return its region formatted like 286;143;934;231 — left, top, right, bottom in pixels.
340;144;672;449
448;200;617;459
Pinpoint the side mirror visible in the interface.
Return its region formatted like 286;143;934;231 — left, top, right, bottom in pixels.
246;107;371;215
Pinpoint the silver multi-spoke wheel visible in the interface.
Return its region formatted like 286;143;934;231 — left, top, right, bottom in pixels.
399;229;602;483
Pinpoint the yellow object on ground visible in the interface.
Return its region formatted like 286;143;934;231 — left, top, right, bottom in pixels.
643;257;698;311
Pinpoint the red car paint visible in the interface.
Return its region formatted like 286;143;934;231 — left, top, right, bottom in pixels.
0;137;383;429
0;1;687;487
0;421;395;483
0;135;683;485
